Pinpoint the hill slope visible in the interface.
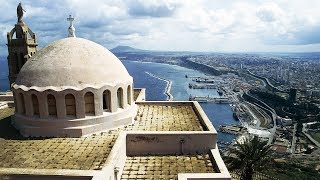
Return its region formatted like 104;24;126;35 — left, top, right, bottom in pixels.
111;46;146;53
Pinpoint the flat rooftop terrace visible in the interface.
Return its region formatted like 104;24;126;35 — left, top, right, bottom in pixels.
0;134;117;170
0;102;208;171
121;103;205;131
121;154;216;179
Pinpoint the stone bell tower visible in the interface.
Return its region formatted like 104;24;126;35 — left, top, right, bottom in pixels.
7;3;38;86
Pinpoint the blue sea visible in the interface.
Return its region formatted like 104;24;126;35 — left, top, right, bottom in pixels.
123;60;238;144
0;60;9;91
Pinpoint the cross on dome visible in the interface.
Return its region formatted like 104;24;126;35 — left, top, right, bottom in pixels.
67;15;76;37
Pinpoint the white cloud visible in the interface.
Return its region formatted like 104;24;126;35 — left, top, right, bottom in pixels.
256;2;284;22
0;0;320;55
126;0;181;17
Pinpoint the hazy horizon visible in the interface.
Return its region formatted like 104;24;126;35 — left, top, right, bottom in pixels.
111;45;320;54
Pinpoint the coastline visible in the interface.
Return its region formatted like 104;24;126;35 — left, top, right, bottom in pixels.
121;59;223;76
145;71;173;101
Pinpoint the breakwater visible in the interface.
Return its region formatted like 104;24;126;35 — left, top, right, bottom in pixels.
145;72;173;101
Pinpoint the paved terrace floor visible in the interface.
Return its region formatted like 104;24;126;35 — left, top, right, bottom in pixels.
0;134;117;170
121;154;216;179
0;104;205;170
120;104;204;131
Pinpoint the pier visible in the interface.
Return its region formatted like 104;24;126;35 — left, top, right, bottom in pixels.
192;78;215;83
189;76;225;84
187;75;216;79
188;83;217;89
219;125;245;135
189;95;231;103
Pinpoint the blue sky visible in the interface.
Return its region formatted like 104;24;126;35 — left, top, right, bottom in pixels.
1;0;320;55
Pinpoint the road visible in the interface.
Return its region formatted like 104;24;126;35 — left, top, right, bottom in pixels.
291;123;297;153
243;92;277;145
302;123;320;148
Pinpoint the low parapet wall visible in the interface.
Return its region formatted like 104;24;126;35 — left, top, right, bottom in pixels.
93;133;127;180
192;101;216;132
134;88;146;102
126;131;216;155
0;168;96;180
0;92;13;102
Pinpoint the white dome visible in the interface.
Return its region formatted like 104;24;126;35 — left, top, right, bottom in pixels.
14;37;132;90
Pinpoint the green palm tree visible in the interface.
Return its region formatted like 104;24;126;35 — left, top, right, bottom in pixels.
225;136;272;180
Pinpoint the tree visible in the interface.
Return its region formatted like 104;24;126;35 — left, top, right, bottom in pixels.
225;136;272;180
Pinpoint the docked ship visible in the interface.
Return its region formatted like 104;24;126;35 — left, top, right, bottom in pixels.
233;112;239;121
217;88;223;96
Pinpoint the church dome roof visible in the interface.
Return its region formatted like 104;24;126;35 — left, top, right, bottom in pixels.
14;37;132;91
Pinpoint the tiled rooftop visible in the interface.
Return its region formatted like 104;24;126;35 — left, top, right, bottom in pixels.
121;104;204;131
0;133;117;170
0;103;205;171
121;154;216;179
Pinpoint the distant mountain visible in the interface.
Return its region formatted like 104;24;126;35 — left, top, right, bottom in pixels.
110;46;146;53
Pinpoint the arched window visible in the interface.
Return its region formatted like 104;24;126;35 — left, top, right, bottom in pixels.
127;85;131;105
103;90;111;112
65;94;76;116
18;93;25;114
47;94;57;116
31;94;39;116
117;88;124;109
84;92;95;115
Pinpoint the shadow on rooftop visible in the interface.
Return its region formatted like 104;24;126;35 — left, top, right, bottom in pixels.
0;108;49;140
0;115;24;140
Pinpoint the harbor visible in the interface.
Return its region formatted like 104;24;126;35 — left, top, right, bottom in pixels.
186;75;232;104
185;73;277;149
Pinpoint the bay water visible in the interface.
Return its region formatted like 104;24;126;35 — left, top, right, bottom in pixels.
123;60;238;145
